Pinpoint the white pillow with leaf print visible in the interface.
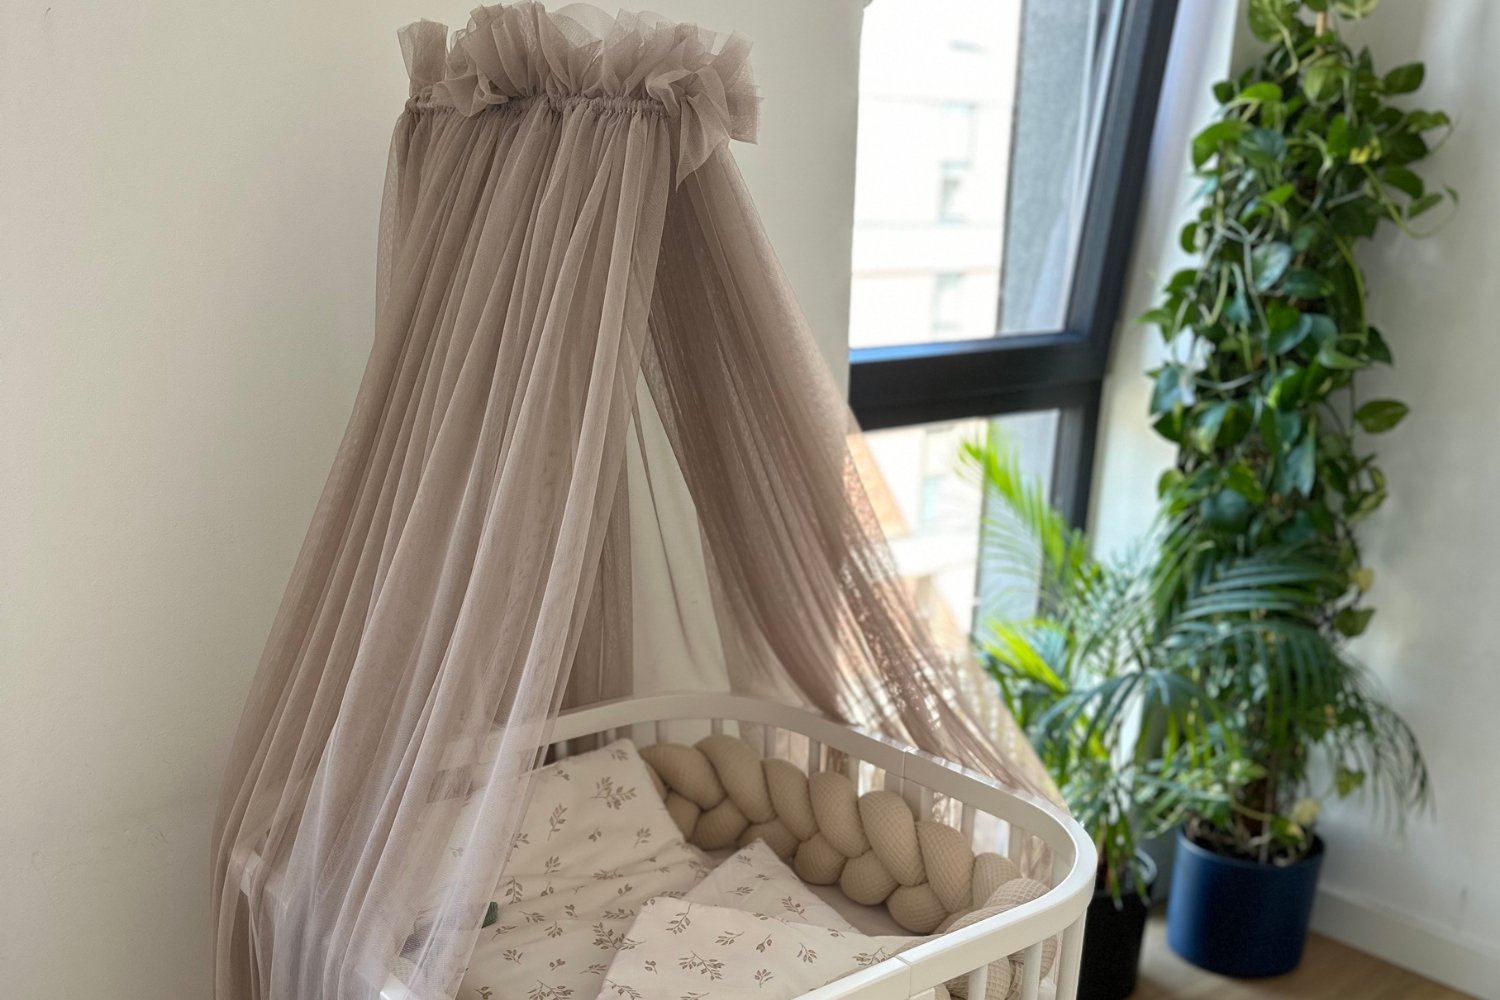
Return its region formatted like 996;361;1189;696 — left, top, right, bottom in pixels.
457;740;713;1000
503;737;685;875
602;896;930;1000
688;839;857;931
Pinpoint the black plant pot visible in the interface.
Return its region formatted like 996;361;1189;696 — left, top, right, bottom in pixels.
1166;827;1325;977
1077;856;1155;1000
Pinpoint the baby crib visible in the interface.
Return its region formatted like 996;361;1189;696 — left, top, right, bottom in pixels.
362;693;1097;1000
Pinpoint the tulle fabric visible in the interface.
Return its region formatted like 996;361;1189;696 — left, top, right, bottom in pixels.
212;5;1051;999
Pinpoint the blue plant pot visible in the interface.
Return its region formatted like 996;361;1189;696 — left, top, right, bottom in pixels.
1166;827;1325;977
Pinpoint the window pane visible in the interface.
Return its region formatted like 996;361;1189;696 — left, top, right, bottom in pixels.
849;0;1121;348
855;411;1060;661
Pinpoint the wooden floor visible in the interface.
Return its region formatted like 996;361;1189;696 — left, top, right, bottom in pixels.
1134;915;1473;999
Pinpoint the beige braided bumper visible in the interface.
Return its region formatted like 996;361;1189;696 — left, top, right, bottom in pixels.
639;735;1057;999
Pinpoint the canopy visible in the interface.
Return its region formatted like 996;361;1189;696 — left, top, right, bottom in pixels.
212;5;1051;998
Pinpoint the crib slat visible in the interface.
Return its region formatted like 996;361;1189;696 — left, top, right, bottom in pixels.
711;718;724;736
1054;916;1086;1000
760;725;774;758
1018;941;1043;1000
654;720;665;745
1007;823;1026;864
552;739;570;760
807;739;821;773
966;964;989;999
960;803;975;843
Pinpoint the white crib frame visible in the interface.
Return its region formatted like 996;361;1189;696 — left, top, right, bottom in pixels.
236;692;1095;1000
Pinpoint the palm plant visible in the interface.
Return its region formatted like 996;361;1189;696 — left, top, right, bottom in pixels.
964;435;1232;900
965;430;1426;890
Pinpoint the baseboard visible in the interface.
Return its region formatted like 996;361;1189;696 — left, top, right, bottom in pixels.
1311;885;1500;998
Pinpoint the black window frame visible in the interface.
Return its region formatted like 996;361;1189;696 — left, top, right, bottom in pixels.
848;0;1180;528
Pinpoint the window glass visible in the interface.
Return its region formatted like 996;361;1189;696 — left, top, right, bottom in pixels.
856;411;1060;661
850;0;1122;348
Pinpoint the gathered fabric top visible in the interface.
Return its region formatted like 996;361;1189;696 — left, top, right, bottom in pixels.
399;2;759;180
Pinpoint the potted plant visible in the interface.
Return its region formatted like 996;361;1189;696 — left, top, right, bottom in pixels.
1140;0;1446;977
964;439;1246;1000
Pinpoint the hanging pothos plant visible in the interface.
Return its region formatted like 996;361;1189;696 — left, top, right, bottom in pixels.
1141;0;1448;863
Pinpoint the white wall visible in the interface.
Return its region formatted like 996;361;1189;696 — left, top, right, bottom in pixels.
0;2;862;997
1092;2;1500;994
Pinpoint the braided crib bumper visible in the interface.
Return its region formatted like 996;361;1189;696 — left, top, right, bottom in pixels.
639;735;1058;999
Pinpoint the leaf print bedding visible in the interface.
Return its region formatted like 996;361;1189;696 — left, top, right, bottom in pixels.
458;740;713;1000
685;840;857;932
600;897;932;1000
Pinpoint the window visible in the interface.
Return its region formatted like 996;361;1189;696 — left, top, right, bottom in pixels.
930;272;964;335
850;0;1178;653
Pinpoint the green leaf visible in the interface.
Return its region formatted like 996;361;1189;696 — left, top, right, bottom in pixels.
1241;127;1288;168
1179;222;1199;254
1251;242;1294;291
1157;467;1184;498
1381;166;1424;200
1262;182;1296;206
1303;56;1345;106
1367;327;1394;365
1334;606;1376;637
1166;268;1197;294
1284;434;1317;496
482;901;500;928
1267;366;1306;409
1331;200;1381;237
1193;402;1231;453
1202;489;1254;530
1327;114;1352;157
1268;313;1313;355
1153;409;1184;445
1384;62;1425;95
1266;409;1302;454
1248;0;1296;42
1225;287;1251;326
1354;399;1410;433
1280;269;1332;299
1316;343;1365;370
1304;313;1338;344
1409;192;1443;217
1383;130;1429;165
1407;109;1452;132
1193;120;1247;168
1150;364;1195;416
1334;0;1379;17
1335;766;1368;797
1224;462;1267;505
1235;82;1283;104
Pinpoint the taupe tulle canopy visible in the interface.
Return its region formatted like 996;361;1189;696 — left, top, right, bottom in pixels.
212;4;1050;998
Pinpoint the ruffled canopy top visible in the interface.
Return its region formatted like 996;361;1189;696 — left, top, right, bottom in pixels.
399;2;759;181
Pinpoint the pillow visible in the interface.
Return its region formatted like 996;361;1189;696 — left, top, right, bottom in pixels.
503;738;687;877
687;839;857;932
603;896;934;1000
457;740;715;1000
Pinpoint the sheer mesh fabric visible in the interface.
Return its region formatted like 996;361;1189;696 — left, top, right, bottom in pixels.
212;5;1052;999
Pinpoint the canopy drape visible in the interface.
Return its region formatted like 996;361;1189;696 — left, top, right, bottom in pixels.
212;5;1051;999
